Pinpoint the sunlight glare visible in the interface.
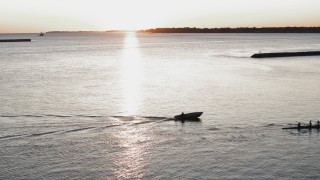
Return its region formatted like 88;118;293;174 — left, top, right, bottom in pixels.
120;32;143;115
114;125;149;179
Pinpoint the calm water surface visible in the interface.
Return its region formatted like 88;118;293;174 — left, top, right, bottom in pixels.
1;32;320;179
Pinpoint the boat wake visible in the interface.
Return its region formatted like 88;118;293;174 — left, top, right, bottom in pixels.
0;115;173;141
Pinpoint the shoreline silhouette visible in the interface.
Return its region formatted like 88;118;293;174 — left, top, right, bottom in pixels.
139;27;320;33
42;27;320;34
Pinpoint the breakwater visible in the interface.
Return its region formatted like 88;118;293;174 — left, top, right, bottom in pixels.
251;51;320;58
0;39;31;42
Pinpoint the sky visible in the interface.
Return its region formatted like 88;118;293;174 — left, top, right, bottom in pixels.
1;0;320;33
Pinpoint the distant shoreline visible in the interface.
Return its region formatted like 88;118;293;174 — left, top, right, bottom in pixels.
139;27;320;33
46;31;108;33
48;27;320;34
2;27;320;34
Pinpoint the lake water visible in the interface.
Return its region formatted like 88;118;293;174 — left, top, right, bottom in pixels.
1;32;320;179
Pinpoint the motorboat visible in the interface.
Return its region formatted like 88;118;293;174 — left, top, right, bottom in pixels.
174;112;203;121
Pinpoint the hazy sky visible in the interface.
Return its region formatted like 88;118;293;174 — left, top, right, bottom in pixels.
1;0;319;33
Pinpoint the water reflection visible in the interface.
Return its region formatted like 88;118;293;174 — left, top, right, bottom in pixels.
114;33;148;179
114;124;150;179
120;32;143;115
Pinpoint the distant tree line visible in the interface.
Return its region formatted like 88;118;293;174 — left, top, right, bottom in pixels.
139;27;320;33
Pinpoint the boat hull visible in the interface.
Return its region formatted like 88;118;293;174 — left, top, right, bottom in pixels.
282;126;320;130
174;112;203;120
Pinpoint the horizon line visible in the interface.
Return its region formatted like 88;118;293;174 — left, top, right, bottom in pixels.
1;26;320;34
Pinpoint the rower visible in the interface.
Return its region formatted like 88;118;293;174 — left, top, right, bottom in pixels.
317;120;320;127
297;122;301;129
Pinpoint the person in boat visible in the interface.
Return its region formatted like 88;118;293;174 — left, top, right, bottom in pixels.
297;122;301;129
317;120;320;127
181;112;185;116
309;120;312;127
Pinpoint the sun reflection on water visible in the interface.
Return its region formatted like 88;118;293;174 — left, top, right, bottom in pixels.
113;33;151;179
114;123;151;179
120;32;143;115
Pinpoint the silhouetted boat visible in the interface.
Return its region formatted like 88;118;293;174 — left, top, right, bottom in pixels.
39;32;44;36
174;112;203;120
282;125;320;130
